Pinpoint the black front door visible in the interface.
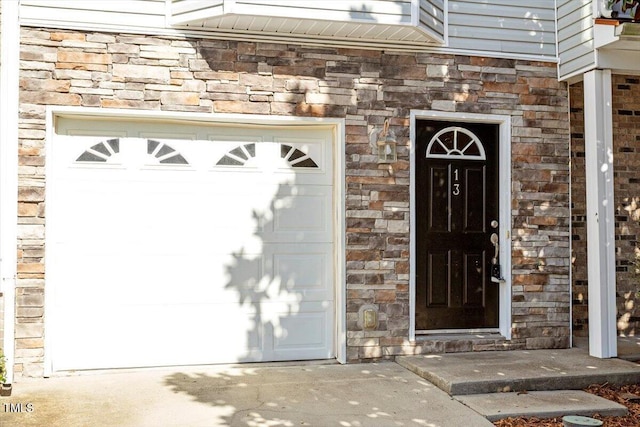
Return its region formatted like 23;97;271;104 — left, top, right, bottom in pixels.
415;120;499;330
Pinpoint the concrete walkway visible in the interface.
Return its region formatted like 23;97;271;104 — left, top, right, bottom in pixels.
0;362;493;427
3;347;640;425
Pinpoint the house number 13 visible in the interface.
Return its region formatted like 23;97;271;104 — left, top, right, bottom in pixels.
452;168;460;196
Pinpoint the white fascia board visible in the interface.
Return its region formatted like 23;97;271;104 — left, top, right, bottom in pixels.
1;0;20;384
596;49;640;75
559;61;598;83
594;23;620;49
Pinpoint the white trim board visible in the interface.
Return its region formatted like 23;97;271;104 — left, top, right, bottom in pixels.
409;110;512;341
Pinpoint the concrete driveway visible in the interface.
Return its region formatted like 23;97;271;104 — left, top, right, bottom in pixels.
0;361;492;427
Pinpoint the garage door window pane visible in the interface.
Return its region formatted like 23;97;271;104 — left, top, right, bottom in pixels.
216;143;256;166
148;140;190;165
281;145;318;168
76;139;120;163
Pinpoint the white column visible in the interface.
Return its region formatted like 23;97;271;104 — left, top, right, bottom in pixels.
1;0;20;382
583;69;617;358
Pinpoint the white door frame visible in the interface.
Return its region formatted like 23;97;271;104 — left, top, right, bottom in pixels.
409;110;512;340
44;106;347;375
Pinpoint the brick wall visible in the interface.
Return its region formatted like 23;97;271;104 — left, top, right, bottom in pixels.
570;82;588;337
571;76;640;338
15;28;571;376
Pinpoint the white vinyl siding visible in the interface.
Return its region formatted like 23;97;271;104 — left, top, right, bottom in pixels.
230;0;414;26
169;0;415;26
421;0;446;41
447;0;557;58
557;0;596;80
20;0;167;32
20;0;559;59
171;0;224;25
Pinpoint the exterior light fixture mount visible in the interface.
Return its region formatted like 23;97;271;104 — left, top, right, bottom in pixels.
376;119;397;163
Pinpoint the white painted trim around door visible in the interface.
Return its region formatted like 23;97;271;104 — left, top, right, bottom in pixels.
409;110;512;341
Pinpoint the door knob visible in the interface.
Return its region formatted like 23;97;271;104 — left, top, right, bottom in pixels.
490;232;499;263
490;232;502;283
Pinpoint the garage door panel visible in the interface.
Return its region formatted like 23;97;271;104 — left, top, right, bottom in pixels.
268;189;331;241
54;299;332;370
57;181;331;245
53;303;264;370
271;309;332;355
54;255;247;305
57;184;231;245
50;126;336;370
56;244;333;305
269;247;332;296
273;135;330;176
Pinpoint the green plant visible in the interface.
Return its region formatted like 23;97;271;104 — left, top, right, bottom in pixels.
0;349;6;384
607;0;640;20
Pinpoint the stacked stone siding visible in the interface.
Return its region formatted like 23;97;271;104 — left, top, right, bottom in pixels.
571;76;640;338
0;0;4;359
15;27;571;377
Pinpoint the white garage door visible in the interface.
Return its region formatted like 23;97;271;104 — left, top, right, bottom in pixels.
48;118;335;371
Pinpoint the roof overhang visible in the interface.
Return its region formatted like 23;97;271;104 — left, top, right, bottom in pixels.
594;20;640;74
595;19;640;50
168;1;446;50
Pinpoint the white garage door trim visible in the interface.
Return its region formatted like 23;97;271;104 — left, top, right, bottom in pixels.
44;107;346;375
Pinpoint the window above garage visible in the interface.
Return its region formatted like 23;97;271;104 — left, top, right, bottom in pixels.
168;0;446;49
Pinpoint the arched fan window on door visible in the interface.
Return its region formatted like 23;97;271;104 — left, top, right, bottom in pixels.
425;127;486;160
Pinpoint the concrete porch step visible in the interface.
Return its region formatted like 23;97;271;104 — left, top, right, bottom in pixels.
396;348;640;395
454;390;628;422
395;348;640;422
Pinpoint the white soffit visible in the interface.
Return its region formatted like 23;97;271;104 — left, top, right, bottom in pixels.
169;2;445;48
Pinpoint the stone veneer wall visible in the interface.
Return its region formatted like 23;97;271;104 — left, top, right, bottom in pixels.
571;76;640;338
15;27;571;377
0;0;4;359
